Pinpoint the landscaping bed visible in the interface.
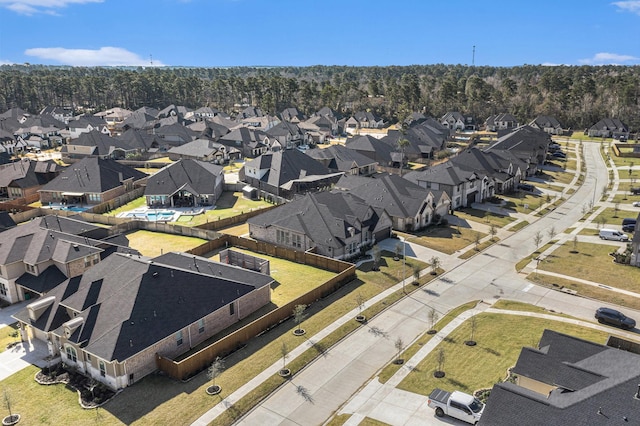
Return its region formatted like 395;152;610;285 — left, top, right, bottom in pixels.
35;363;116;408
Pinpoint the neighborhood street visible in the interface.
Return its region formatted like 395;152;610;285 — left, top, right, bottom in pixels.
229;141;635;425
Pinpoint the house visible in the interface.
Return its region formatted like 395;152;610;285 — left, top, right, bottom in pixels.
404;162;481;210
115;110;156;133
449;147;526;195
152;123;198;146
485;125;551;176
117;128;163;156
144;159;224;208
68;116;110;139
382;119;448;161
484;113;518;132
335;174;450;231
280;107;305;123
61;130;133;159
248;191;392;260
345;111;385;134
40;106;74;124
0;158;62;201
237;106;264;119
94;107;133;131
479;329;640;425
529;115;565;135
218;127;269;158
167;138;233;163
440;112;466;131
265;121;307;150
0;215;132;304
39;157;147;207
0;211;16;231
588;118;629;140
240;149;343;200
345;134;402;169
236;115;280;131
306;144;378;176
302;115;338;138
12;251;274;390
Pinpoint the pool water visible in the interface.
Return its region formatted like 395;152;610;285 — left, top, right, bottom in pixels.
123;211;177;221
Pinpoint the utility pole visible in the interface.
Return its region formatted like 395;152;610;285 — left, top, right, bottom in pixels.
472;45;476;66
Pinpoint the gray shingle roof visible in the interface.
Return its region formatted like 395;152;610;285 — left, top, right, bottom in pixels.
243;149;333;188
144;159;223;197
305;144;377;172
39;157;147;194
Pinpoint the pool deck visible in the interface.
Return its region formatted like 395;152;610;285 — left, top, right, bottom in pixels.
116;206;211;222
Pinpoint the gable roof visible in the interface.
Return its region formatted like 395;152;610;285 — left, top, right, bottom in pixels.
18;252;273;362
345;134;397;164
145;159;223;197
487;125;550;154
479;330;640;426
590;118;628;132
40;157;147;194
530;115;563;130
243;149;334;188
66;130;130;156
305;144;376;172
248;191;386;249
404;161;478;187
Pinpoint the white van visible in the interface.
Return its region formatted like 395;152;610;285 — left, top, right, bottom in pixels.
599;228;629;241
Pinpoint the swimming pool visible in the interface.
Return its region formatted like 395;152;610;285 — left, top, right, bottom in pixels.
122;211;177;221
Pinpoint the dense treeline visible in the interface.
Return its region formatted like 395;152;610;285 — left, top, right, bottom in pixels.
1;64;639;130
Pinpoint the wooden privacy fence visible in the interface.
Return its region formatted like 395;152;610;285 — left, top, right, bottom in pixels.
156;262;356;381
194;205;277;232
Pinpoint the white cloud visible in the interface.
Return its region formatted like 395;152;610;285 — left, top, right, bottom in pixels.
25;46;165;67
613;1;640;15
579;52;639;65
0;0;102;15
0;60;14;65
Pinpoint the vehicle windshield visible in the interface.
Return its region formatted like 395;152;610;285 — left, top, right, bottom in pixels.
469;398;484;413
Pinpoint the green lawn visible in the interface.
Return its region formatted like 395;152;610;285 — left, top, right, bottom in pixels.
399;227;487;255
125;230;207;257
211;248;336;307
0;323;20;353
177;192;272;227
105;196;147;217
452;208;515;227
592;207;634;227
500;193;544;214
539;242;640;292
397;314;609;397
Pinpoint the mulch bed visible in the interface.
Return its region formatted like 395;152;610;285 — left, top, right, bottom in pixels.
35;363;116;408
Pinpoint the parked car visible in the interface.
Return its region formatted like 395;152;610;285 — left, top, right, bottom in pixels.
551;151;566;158
633;201;640;207
518;183;535;192
428;388;484;424
622;218;636;233
631;187;640;195
599;228;629;241
595;307;636;330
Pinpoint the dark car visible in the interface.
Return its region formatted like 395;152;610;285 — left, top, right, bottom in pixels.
518;183;535;192
595;307;636;330
551;151;566;158
622;218;636;233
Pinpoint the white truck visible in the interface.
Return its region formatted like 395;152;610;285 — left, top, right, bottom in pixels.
427;388;484;424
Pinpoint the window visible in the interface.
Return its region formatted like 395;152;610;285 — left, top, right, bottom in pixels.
229;302;235;316
86;353;91;361
198;319;205;334
176;331;183;346
277;230;290;245
292;234;302;248
99;361;106;377
25;264;35;273
66;346;77;363
0;283;6;296
84;257;92;267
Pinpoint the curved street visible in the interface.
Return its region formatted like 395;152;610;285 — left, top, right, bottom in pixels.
190;141;636;426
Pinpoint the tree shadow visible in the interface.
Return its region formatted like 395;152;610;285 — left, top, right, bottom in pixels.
368;326;389;339
305;338;327;358
423;288;440;297
293;383;314;404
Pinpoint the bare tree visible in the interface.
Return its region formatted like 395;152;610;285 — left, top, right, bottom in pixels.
596;216;606;229
429;256;441;275
533;231;543;251
355;293;366;316
474;232;481;251
293;304;308;334
207;357;225;392
435;347;446;377
280;342;289;371
413;265;421;285
3;389;14;423
394;337;404;363
428;307;439;333
547;225;556;241
489;224;497;241
613;203;620;218
395;242;403;260
572;235;579;253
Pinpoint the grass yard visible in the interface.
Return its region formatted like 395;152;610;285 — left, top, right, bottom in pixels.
210;248;336;307
399;227;487;255
500;193;544;214
508;220;529;232
527;273;640;311
177;192;272;227
0;323;20;353
459;238;499;259
397;314;610;397
592;207;634;226
538;241;640;292
453;208;515;227
610;193;640;203
538;169;575;185
610;152;640;168
514;241;556;272
125;230;207;257
104;196;147;217
219;223;249;237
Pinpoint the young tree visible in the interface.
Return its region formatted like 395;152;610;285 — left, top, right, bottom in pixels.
435;347;446;378
207;357;225;393
397;138;410;176
355;293;366;321
534;231;543;251
429;256;441;275
395;241;403;260
2;389;15;424
293;304;308;335
474;232;481;251
428;307;439;333
394;337;404;363
371;245;381;271
280;342;289;372
572;235;579;253
412;265;421;285
466;315;477;346
489;224;497;242
547;225;556;241
613;202;620;218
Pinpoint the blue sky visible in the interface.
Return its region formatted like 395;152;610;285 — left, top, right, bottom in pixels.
0;0;639;67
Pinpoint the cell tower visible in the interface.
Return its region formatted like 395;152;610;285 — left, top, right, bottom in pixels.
150;54;153;66
472;46;476;66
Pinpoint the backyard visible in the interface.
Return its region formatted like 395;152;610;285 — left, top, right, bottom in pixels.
125;230;208;257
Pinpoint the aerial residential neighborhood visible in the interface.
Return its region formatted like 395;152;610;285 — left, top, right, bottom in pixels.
0;1;639;425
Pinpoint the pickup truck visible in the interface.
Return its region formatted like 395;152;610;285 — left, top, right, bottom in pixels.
427;388;484;424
